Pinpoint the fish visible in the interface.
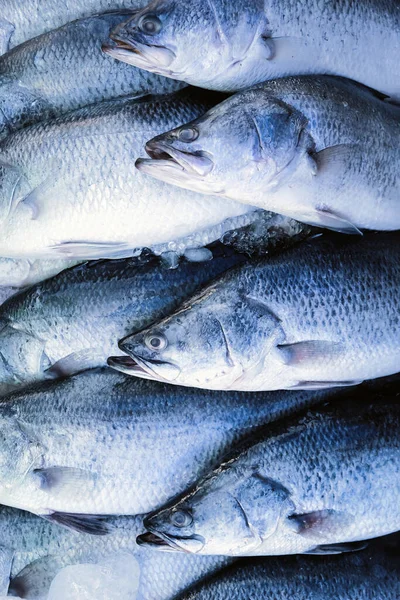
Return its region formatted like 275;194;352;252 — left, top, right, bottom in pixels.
0;90;264;259
0;507;230;600
0;13;185;140
106;0;400;99
114;234;400;391
0;247;247;392
175;549;400;599
136;76;400;234
138;388;400;556
0;368;327;530
0;0;146;54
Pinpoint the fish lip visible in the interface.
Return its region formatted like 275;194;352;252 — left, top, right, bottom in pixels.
136;531;184;552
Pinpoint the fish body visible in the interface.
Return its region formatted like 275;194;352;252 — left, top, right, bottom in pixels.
0;91;258;259
107;0;400;99
0;13;184;139
118;234;400;391
0;0;145;53
176;551;400;599
0;507;230;600
0;368;327;525
137;76;400;233
141;390;400;555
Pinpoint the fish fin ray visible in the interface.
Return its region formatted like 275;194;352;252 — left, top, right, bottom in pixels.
34;466;97;495
277;340;345;366
289;380;363;390
45;349;106;378
42;512;112;535
289;509;355;539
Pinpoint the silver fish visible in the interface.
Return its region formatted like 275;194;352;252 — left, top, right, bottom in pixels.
137;76;400;234
106;0;400;99
0;12;184;140
0;91;261;259
0;0;145;54
0;507;230;600
175;549;400;599
139;390;400;555
0;368;326;529
115;234;400;391
0;249;247;392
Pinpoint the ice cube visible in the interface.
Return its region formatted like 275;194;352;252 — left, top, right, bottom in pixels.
47;553;140;600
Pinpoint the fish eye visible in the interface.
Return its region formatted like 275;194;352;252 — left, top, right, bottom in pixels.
170;509;193;528
145;332;168;351
178;127;199;143
138;14;162;35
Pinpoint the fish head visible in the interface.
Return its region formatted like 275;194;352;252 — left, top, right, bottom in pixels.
113;276;284;390
136;89;311;202
104;0;270;89
138;466;292;555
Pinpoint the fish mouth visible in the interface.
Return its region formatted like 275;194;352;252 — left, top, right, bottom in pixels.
136;141;217;192
109;350;181;383
137;530;204;554
107;355;156;380
105;33;176;72
136;531;184;552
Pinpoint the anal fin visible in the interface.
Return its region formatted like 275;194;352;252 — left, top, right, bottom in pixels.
305;541;368;555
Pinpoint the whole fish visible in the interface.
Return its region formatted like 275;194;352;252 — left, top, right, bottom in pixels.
115;234;400;391
137;76;400;234
0;368;326;530
0;91;261;259
139;390;400;555
176;551;400;599
0;13;185;140
0;249;247;393
0;0;145;54
106;0;400;99
0;507;230;600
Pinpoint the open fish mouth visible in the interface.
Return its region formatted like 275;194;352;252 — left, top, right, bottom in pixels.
136;531;184;552
108;352;181;382
107;355;156;379
136;141;216;191
105;33;176;71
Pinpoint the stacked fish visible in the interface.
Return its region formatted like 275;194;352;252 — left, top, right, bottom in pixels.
0;0;398;598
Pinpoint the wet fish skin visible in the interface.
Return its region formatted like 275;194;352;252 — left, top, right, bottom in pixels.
0;507;230;600
0;91;258;259
0;249;246;392
0;368;327;525
142;390;400;556
176;551;400;599
0;13;185;140
107;0;400;99
0;0;145;53
137;76;400;233
119;234;400;391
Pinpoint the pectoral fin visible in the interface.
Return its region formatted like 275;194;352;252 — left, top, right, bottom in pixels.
288;509;355;540
313;207;362;235
34;466;97;495
278;340;345;367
